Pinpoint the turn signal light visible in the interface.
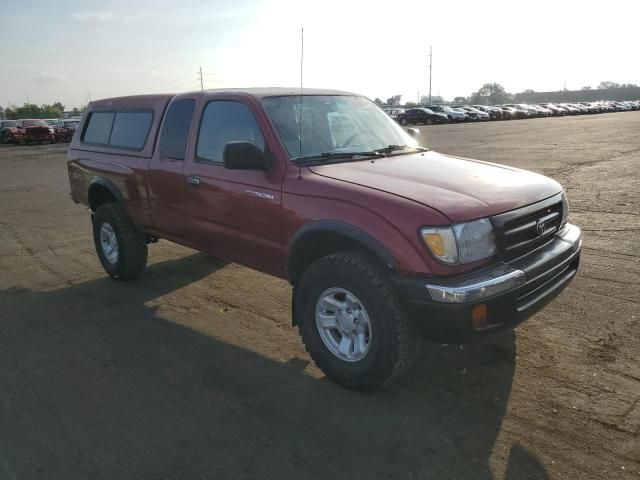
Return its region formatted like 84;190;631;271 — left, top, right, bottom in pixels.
424;233;445;256
471;303;487;330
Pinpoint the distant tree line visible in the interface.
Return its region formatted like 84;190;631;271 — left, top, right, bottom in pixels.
0;102;85;120
373;80;639;108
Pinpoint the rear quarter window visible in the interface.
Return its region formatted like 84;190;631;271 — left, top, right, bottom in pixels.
159;99;196;160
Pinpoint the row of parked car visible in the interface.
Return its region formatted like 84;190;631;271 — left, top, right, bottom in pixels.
0;118;81;144
384;100;640;125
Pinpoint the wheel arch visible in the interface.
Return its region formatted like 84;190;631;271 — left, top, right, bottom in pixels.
88;177;128;216
287;220;397;288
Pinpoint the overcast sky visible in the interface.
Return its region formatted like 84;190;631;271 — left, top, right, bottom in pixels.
1;0;638;109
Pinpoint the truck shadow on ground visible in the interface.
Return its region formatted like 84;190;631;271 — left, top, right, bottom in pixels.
0;253;548;480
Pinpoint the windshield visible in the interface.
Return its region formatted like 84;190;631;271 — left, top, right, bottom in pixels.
1;121;17;127
262;95;417;161
22;120;47;127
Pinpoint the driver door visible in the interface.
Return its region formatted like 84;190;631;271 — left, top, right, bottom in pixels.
180;97;286;275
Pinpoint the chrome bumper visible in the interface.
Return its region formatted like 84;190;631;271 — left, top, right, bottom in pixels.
425;223;582;303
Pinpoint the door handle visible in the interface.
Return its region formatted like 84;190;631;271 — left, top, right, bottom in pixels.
186;175;200;186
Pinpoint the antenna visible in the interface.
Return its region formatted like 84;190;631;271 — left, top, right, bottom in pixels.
428;45;433;105
299;27;304;159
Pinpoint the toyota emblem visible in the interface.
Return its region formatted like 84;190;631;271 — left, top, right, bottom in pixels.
535;220;546;236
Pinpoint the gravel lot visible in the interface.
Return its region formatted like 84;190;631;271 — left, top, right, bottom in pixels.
0;112;638;479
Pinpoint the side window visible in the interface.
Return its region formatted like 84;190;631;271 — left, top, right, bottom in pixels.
196;101;265;164
110;112;153;150
83;112;114;144
159;99;196;160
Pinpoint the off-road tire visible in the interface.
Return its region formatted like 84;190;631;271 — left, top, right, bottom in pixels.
92;203;148;280
295;251;419;390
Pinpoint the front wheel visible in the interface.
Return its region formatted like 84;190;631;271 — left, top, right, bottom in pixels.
295;251;419;390
399;118;408;125
92;203;148;280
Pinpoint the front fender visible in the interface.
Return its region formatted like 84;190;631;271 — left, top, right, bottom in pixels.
287;220;398;276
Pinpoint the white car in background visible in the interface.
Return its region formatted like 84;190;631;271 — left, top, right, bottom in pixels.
383;108;405;120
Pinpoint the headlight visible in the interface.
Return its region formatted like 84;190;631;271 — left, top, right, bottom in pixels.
420;218;497;265
561;191;569;226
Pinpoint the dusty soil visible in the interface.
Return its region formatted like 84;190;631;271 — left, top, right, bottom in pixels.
0;112;638;479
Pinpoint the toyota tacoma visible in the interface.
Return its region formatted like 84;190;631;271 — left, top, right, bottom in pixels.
67;88;582;390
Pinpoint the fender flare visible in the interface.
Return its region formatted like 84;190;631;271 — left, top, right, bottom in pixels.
88;177;128;214
286;220;398;282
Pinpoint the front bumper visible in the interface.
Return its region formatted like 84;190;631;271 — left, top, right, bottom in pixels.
393;223;582;341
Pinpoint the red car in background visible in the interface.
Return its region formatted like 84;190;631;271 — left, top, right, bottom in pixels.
4;119;56;144
0;120;18;143
54;119;81;143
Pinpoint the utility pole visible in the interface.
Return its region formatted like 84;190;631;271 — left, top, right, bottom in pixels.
428;46;433;105
198;67;204;91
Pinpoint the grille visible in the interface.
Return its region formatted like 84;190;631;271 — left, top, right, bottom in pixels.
29;127;50;136
495;200;563;260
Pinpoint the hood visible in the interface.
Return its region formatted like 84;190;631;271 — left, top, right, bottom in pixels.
309;151;562;223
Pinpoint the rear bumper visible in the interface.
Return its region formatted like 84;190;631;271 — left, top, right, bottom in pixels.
392;223;582;341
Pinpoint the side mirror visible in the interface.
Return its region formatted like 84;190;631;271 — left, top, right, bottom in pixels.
407;128;420;138
223;141;268;170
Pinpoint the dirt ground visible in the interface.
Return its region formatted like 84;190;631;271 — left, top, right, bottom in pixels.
0;112;638;480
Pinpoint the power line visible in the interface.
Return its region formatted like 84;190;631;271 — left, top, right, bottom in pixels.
198;67;204;91
149;73;199;91
152;78;199;92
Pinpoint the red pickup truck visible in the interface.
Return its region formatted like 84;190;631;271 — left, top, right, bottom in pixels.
67;88;582;390
6;119;56;144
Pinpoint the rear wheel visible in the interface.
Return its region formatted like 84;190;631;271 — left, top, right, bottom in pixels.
92;203;148;280
399;118;408;126
295;251;419;390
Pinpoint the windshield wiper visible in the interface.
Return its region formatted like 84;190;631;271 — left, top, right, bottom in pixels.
292;145;429;165
293;151;383;164
374;144;429;154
